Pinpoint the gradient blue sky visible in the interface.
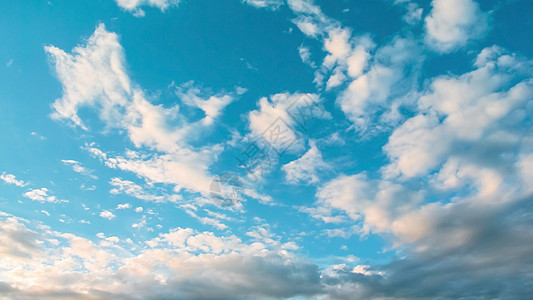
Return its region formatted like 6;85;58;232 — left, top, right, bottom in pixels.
1;0;533;299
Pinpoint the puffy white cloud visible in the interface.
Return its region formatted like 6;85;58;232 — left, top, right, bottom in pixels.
287;0;323;16
0;173;26;187
248;92;329;154
99;210;116;220
116;203;131;209
338;36;419;130
23;188;63;203
282;142;328;184
0;211;325;299
174;81;236;126
45;24;130;130
115;0;179;16
311;174;422;234
394;0;423;25
298;44;316;68
384;46;533;179
242;0;283;10
425;0;489;52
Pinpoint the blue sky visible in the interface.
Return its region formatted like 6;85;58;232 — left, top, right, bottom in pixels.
1;0;533;299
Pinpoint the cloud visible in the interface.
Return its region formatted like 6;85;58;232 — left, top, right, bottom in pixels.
116;203;131;209
2;196;533;299
337;36;420;131
394;0;423;25
0;211;323;299
174;81;236;126
425;0;489;52
0;215;42;260
114;0;179;16
45;24;130;130
248;92;330;153
47;25;238;196
282;142;328;184
99;210;116;220
61;159;97;179
23;188;64;203
242;0;283;10
109;177;169;202
0;173;27;187
384;46;533;179
298;44;316;68
183;208;228;230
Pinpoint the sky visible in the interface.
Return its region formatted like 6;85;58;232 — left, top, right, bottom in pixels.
0;0;533;299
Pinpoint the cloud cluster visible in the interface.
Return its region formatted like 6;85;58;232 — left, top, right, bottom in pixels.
425;0;489;52
114;0;179;17
46;25;236;196
0;173;27;187
0;211;325;299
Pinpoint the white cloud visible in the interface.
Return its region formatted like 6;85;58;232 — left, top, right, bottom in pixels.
384;46;533;179
48;25;237;196
282;142;328;184
109;177;166;202
184;208;228;230
104;152;215;194
394;0;423;25
0;206;532;299
174;81;236;126
116;203;131;210
0;173;27;187
338;36;419;130
23;188;63;203
298;44;316;68
294;17;320;37
114;0;179;16
309;173;424;236
425;0;489;52
45;24;130;130
135;206;143;213
61;159;97;179
242;0;283;10
248;92;329;154
99;210;116;220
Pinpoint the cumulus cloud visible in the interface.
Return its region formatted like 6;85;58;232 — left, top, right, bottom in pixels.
0;173;27;187
248;92;329;154
2;207;531;299
116;203;131;209
23;188;64;203
174;81;236;126
282;142;328;184
298;44;316;68
384;46;533;179
0;211;324;299
425;0;489;52
337;36;420;131
114;0;179;16
99;210;116;220
242;0;283;10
